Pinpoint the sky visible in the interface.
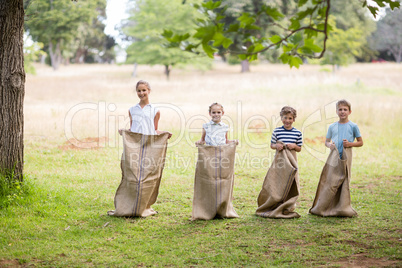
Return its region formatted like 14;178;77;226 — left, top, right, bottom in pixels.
105;0;130;61
104;0;130;44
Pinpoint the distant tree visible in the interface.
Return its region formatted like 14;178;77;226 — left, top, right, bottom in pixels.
164;0;400;68
72;0;116;64
369;8;402;63
320;19;367;71
123;0;212;79
24;35;46;74
24;0;102;70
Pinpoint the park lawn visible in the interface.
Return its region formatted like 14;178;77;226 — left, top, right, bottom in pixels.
0;63;401;267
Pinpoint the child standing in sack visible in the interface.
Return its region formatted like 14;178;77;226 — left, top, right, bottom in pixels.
193;102;238;220
310;99;363;217
109;80;171;218
195;102;237;146
256;106;302;218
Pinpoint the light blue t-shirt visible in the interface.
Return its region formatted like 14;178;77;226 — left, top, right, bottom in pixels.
326;121;361;158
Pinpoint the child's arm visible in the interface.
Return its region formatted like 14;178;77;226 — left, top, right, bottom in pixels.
119;110;132;135
325;138;336;150
154;110;160;131
195;129;206;145
271;143;284;151
225;132;239;145
286;143;302;152
154;110;172;138
343;137;363;148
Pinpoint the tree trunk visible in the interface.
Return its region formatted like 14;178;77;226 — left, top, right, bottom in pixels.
164;65;171;80
132;63;138;77
0;0;25;180
241;60;250;73
49;41;62;70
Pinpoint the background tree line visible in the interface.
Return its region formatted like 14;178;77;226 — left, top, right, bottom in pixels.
24;0;116;71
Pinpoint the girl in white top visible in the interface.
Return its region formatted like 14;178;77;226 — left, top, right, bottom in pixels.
119;80;172;138
196;103;237;146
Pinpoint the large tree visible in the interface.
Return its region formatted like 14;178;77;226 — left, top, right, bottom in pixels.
0;0;25;180
164;0;400;68
369;8;402;63
123;0;212;79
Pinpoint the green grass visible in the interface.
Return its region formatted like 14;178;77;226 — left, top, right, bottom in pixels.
1;126;401;267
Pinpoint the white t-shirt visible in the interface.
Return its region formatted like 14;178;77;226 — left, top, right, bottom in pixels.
203;121;229;146
129;103;159;135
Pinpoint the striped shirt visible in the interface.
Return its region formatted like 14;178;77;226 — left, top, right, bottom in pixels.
271;126;303;147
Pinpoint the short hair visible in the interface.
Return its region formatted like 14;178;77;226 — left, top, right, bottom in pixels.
336;99;351;110
136;80;151;90
209;102;224;113
280;106;297;119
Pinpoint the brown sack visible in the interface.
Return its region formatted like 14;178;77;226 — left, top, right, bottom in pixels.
309;146;357;217
256;141;301;219
192;143;239;220
108;131;169;217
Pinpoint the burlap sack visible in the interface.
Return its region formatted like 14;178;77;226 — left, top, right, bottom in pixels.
309;146;357;217
108;131;169;217
192;143;239;220
256;141;300;219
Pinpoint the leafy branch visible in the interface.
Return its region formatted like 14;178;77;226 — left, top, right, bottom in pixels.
163;0;400;68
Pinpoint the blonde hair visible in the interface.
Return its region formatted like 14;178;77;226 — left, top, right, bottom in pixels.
336;99;351;110
136;80;151;90
209;102;224;113
280;106;297;119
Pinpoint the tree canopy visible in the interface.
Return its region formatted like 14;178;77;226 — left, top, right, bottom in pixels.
24;0;114;69
164;0;400;68
123;0;212;79
369;7;402;63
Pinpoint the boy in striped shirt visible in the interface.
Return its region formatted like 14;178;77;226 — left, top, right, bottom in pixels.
271;106;302;152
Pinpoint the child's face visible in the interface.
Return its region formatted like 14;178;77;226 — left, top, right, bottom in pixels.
281;113;295;129
136;84;150;101
209;105;224;123
336;105;351;121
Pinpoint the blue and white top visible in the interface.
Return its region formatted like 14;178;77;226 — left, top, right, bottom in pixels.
271;126;303;147
326;121;361;158
203;121;229;146
129;103;159;135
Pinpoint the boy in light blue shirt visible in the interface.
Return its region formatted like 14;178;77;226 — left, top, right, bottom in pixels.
310;99;364;217
325;99;363;157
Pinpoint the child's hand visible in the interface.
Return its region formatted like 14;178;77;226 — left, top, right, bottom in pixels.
276;143;284;151
343;139;351;148
228;139;239;145
118;129;124;135
195;140;205;145
286;143;296;150
329;142;336;150
167;132;173;139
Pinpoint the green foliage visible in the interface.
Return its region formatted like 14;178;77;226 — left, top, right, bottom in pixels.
124;0;212;76
369;8;402;63
0;170;32;209
318;17;368;68
23;35;46;75
164;0;400;68
24;0;106;68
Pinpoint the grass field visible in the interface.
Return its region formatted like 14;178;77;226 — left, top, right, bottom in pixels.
0;62;401;267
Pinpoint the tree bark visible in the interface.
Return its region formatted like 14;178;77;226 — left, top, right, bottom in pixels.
49;41;62;70
0;0;25;180
241;60;250;73
164;65;171;80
